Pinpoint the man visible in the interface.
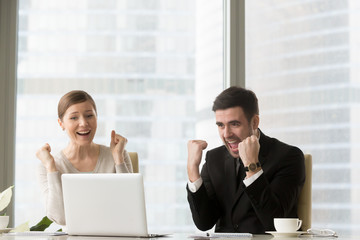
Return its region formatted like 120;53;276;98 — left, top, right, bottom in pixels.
187;86;305;233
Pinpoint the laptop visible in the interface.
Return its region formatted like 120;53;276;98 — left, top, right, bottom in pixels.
62;173;165;237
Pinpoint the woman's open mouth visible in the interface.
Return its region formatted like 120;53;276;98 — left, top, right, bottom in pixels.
77;130;91;136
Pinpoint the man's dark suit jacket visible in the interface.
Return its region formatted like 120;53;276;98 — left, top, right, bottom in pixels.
187;130;305;234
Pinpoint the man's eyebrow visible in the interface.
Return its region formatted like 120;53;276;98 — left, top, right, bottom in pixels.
215;121;223;125
229;120;240;124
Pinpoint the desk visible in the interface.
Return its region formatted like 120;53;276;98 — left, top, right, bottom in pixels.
0;233;356;240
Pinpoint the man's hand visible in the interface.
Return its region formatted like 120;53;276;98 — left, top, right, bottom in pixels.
238;135;260;167
36;143;57;172
187;140;208;182
110;130;128;165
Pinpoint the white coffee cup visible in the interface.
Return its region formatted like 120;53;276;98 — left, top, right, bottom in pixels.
274;218;302;232
0;216;9;229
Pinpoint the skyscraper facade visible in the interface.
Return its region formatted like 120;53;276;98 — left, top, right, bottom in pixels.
246;0;360;234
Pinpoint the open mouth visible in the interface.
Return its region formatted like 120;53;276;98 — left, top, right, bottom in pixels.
77;130;91;136
227;140;239;152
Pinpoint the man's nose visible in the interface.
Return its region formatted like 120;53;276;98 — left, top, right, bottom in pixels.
223;126;233;138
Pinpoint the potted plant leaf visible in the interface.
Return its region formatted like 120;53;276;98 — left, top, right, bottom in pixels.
0;186;14;229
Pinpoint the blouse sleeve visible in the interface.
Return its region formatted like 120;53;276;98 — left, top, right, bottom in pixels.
37;164;66;225
115;150;133;173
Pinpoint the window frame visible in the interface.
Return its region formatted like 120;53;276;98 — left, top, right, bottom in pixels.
0;0;18;225
223;0;245;89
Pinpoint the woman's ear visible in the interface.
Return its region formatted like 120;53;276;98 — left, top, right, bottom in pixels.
58;118;65;131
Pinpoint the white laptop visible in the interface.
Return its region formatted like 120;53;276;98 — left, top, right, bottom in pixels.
62;173;165;237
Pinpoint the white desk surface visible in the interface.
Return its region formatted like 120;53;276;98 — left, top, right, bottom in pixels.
0;233;353;240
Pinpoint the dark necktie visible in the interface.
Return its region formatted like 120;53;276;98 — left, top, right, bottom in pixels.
235;158;245;188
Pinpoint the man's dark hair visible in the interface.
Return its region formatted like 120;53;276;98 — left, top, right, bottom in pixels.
212;86;259;122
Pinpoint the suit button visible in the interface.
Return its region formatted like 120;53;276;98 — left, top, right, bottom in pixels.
234;224;239;230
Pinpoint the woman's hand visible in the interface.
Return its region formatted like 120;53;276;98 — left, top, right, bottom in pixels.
36;143;57;172
110;130;128;165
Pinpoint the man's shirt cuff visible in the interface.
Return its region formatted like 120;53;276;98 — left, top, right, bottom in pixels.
243;169;264;187
187;177;203;193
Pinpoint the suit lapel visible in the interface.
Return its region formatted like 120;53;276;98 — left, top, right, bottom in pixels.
258;129;271;168
233;166;246;206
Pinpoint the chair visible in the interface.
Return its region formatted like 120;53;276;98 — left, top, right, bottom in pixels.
128;152;139;173
297;154;312;231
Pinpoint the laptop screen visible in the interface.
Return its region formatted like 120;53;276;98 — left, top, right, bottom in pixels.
62;173;149;237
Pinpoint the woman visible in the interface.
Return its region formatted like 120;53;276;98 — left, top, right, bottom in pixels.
37;90;133;226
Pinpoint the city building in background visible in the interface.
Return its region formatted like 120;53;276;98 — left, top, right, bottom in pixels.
246;0;360;234
15;0;223;232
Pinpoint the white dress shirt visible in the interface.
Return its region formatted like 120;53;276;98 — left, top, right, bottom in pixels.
188;169;263;193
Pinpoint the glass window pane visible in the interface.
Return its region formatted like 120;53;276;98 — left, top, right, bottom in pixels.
15;0;223;233
246;0;358;235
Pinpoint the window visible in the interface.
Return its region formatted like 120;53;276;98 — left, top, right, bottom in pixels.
15;0;223;232
246;0;359;234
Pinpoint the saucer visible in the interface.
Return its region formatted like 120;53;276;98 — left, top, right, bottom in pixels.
0;228;13;234
266;231;306;238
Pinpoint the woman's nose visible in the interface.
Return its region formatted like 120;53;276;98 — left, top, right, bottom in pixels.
79;116;88;126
